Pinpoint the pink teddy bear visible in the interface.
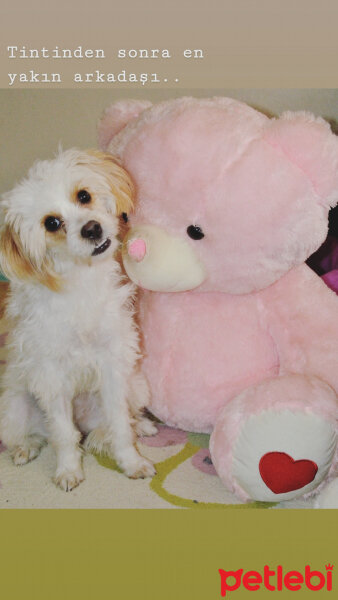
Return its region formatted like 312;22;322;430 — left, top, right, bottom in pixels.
99;97;338;503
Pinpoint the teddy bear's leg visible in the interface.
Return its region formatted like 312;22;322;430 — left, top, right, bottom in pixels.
315;478;338;508
209;374;337;502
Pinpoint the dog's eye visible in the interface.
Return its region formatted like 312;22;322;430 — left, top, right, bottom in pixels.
77;189;91;204
121;213;129;223
44;216;62;232
187;225;204;240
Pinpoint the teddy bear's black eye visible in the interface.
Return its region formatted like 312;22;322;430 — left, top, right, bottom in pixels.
77;189;91;204
122;213;129;223
187;225;204;240
44;216;62;232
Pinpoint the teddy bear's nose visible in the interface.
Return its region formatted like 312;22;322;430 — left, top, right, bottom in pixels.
128;238;146;262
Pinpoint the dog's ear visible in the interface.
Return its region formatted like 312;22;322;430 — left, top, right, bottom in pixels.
81;150;135;216
0;223;61;291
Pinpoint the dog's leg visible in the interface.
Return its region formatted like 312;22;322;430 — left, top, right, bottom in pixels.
0;388;47;465
88;363;155;478
38;392;84;491
128;371;158;437
133;415;158;438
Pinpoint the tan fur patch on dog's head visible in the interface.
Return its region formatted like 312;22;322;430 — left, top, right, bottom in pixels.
77;150;134;215
0;224;61;291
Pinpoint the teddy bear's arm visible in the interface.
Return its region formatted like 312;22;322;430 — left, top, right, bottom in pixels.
261;263;338;393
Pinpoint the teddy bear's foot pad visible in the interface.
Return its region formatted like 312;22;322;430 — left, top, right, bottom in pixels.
315;478;338;509
232;410;336;502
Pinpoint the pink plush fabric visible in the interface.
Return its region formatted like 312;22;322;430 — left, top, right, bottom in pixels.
138;288;279;432
98;100;152;151
99;97;338;501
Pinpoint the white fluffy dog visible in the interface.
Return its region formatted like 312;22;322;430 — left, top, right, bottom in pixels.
0;149;156;491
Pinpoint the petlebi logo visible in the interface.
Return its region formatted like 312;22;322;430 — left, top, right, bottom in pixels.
218;564;333;595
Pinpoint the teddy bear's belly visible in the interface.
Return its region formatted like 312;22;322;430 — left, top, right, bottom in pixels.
140;291;279;433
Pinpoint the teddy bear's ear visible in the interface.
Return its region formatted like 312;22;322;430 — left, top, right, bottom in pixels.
98;99;153;151
264;112;338;207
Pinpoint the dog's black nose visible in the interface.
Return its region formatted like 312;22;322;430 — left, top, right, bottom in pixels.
81;220;102;240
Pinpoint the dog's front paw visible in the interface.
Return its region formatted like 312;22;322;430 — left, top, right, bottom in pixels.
135;418;158;437
12;436;45;465
54;468;85;492
124;456;156;479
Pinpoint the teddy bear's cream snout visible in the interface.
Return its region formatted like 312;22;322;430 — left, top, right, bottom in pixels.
122;224;206;292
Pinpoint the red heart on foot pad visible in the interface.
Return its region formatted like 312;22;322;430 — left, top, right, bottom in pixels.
259;452;318;494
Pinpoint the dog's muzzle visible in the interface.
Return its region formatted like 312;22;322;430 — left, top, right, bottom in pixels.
81;220;112;256
92;238;112;256
81;220;102;241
